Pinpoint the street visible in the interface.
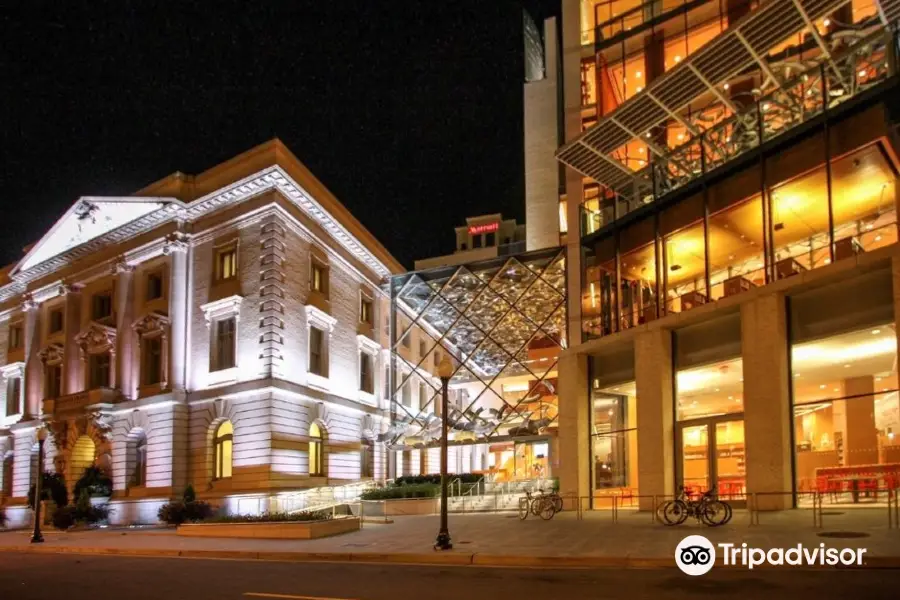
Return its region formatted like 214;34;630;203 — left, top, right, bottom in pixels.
1;553;899;599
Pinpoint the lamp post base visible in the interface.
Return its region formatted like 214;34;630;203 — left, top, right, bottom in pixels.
30;533;44;544
434;530;453;551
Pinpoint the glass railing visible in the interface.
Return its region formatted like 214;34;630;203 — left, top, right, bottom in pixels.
598;28;897;230
594;0;696;44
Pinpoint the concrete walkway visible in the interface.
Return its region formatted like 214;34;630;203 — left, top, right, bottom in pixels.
1;509;899;568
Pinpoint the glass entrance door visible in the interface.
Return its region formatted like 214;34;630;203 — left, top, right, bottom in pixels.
678;417;746;504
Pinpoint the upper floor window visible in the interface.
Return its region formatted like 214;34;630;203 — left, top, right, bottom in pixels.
419;339;427;358
142;336;163;386
5;377;21;415
214;420;234;479
215;245;238;281
49;309;64;334
89;353;111;389
360;352;374;394
360;296;373;325
131;435;148;487
309;422;325;476
211;317;236;372
472;234;483;249
309;326;326;376
45;363;62;398
92;292;112;321
146;272;164;301
311;260;328;295
8;324;23;350
486;232;496;247
401;382;412;407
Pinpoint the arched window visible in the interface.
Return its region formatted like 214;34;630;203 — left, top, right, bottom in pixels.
131;436;148;487
309;423;325;477
214;421;233;479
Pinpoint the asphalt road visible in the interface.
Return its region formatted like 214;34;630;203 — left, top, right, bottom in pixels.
1;553;900;599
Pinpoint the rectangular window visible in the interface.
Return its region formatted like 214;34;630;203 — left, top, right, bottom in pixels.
311;261;328;294
309;326;325;376
360;353;374;394
215;245;238;281
146;272;164;301
486;232;496;247
143;336;163;385
360;297;373;324
419;382;430;408
49;309;64;334
5;377;21;415
45;365;62;398
419;339;427;358
401;383;411;407
8;324;23;350
89;353;111;389
92;293;112;321
212;318;236;371
472;234;483;249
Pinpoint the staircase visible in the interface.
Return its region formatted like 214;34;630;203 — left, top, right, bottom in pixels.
270;480;379;514
448;479;546;513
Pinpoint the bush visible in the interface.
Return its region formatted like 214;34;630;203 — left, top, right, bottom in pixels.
158;500;213;525
182;484;196;503
52;506;77;530
28;472;68;510
0;507;6;528
73;466;112;499
204;510;331;524
74;489;109;524
393;473;482;486
360;483;440;500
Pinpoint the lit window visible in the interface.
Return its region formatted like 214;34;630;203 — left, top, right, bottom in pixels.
360;352;374;394
360;296;373;325
309;326;326;376
132;436;148;487
215;246;238;281
89;353;111;388
214;421;233;479
146;272;163;301
142;336;163;385
311;261;328;295
211;317;236;372
309;422;325;476
49;309;64;333
5;377;21;415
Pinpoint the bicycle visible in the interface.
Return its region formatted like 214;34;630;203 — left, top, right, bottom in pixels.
518;488;557;520
659;486;731;527
536;488;563;513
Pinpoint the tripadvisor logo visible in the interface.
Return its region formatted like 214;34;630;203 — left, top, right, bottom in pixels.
675;535;868;575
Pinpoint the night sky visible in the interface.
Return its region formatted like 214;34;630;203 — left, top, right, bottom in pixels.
1;0;558;270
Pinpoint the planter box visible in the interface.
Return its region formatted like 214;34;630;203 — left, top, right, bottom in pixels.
357;498;438;517
176;517;359;540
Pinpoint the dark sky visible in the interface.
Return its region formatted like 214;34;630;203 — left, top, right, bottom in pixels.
0;0;559;270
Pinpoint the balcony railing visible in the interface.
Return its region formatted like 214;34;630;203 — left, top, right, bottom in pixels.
582;28;898;237
43;387;120;417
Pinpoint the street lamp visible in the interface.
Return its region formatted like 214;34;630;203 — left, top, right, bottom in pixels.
31;426;48;544
435;357;453;551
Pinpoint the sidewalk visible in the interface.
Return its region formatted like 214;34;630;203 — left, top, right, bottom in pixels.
2;509;900;568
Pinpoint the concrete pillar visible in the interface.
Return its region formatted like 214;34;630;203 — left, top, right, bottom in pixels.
742;293;792;510
524;16;561;252
166;235;189;392
115;261;135;399
635;329;674;510
22;300;41;419
842;377;878;466
557;352;589;502
62;286;82;394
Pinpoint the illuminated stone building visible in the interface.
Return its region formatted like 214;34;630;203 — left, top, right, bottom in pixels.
0;140;402;525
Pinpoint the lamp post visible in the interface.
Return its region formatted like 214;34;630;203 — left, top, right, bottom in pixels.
31;426;47;544
435;357;453;551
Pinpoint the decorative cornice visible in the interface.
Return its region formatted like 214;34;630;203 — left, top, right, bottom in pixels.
132;311;170;336
199;295;243;326
163;232;190;255
38;343;65;365
74;322;117;355
357;334;381;356
0;361;25;379
305;304;337;332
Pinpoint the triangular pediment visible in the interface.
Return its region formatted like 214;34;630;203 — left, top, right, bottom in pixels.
14;196;176;274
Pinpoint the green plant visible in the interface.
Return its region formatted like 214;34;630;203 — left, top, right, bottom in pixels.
204;510;330;523
28;472;68;509
182;484;196;503
157;498;213;525
74;489;109;524
158;501;185;525
72;466;112;499
360;483;440;500
52;506;76;530
0;507;6;528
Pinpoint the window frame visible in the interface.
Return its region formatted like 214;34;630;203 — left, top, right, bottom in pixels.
146;271;164;301
211;317;237;372
309;326;326;377
309;422;325;477
213;421;234;480
8;323;23;351
91;292;113;322
49;308;64;334
5;376;22;416
214;243;238;282
142;335;164;386
88;352;111;389
45;363;63;398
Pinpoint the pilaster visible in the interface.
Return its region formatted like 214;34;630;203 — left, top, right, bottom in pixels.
635;328;675;510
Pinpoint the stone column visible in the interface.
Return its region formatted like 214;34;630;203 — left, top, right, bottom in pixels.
742;292;792;510
62;285;82;394
842;376;878;466
22;299;41;419
115;261;135;399
166;234;190;392
557;352;590;502
635;329;675;511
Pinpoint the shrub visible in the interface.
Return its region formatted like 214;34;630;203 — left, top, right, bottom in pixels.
393;473;482;487
204;510;331;523
28;473;68;510
158;500;213;525
0;507;6;528
73;466;112;499
182;484;196;503
74;489;109;524
158;501;185;525
360;483;440;500
52;506;77;530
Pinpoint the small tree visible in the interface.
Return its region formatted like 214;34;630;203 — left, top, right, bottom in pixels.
73;466;112;499
28;472;68;510
182;484;196;503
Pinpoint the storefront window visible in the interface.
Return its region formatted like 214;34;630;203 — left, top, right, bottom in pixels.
676;357;744;421
583;236;617;339
591;380;638;501
620;218;658;328
662;195;707;314
792;323;900;503
708;194;765;301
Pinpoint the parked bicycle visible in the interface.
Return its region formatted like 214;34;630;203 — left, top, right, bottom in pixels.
659;486;732;527
518;487;558;520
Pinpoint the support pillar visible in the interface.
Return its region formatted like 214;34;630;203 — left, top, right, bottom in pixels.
115;261;135;399
22;299;41;419
842;376;878;466
742;293;792;510
62;286;82;394
557;352;590;502
166;235;189;392
635;329;674;511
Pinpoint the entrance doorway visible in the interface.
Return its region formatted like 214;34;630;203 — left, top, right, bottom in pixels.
677;417;746;504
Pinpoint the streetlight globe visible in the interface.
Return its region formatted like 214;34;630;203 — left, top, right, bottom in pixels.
437;357;453;380
37;426;48;442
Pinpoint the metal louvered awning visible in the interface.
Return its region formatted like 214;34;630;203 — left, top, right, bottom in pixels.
556;0;898;191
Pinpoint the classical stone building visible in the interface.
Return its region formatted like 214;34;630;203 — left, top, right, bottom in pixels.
0;139;402;526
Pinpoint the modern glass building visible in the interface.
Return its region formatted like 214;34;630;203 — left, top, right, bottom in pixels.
525;0;900;510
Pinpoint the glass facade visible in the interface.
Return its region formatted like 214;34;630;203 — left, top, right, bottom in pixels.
583;142;898;341
389;248;567;481
591;380;638;503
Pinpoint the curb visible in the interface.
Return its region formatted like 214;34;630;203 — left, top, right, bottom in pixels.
3;546;900;569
